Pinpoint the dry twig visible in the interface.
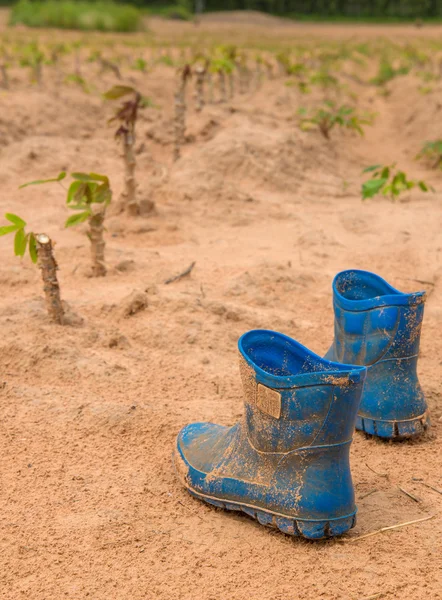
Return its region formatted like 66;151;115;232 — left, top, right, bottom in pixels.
165;261;196;285
398;487;421;503
365;463;389;478
413;478;442;495
339;514;435;543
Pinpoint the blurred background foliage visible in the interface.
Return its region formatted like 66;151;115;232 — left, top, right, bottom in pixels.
5;0;442;21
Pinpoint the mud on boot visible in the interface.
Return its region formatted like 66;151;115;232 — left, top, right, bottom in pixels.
326;269;430;440
173;330;366;540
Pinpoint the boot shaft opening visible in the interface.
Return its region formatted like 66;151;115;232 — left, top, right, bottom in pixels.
333;269;425;310
239;330;365;388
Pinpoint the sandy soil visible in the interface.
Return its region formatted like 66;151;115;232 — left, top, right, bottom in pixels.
0;14;441;600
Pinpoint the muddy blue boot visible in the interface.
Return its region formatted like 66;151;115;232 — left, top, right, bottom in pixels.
173;330;366;539
325;269;430;440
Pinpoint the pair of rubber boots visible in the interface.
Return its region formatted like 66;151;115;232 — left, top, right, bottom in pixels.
173;270;430;539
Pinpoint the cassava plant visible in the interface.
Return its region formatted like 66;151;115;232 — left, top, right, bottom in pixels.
131;57;147;72
0;210;65;324
99;54;122;80
174;64;191;162
104;85;142;215
193;58;208;113
20;172;112;277
237;52;250;94
0;60;9;90
362;164;433;201
20;42;45;87
210;51;234;103
415;141;442;169
255;54;263;90
299;101;373;139
0;45;10;89
370;57;409;86
223;46;237;98
64;173;112;276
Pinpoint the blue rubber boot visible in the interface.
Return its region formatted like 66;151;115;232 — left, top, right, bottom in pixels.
173;330;366;539
325;269;430;440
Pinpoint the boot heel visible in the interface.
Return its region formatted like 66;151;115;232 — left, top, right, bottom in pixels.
356;410;430;439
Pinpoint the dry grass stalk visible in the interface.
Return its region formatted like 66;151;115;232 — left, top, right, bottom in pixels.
398;487;421;503
339;514;435;544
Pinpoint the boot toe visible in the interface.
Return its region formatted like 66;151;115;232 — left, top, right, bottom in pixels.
174;422;235;488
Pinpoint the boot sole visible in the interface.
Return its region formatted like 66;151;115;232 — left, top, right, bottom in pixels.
184;488;356;540
173;447;357;540
356;409;430;440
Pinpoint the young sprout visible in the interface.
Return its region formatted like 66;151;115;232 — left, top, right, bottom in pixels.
309;69;339;93
20;42;45;87
370;57;409;86
104;85;142;215
275;51;291;76
415;141;442;169
362;164;433;201
48;42;68;93
299;101;373;139
174;64;191;162
0;210;65;324
65;73;90;93
132;57;147;72
222;45;237;98
210;53;234;103
20;171;112;277
99;55;122;80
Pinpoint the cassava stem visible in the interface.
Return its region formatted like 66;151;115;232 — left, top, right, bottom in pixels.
89;206;107;277
207;71;214;103
122;127;138;215
0;64;9;90
218;70;227;103
174;65;191;162
35;233;64;324
194;64;206;112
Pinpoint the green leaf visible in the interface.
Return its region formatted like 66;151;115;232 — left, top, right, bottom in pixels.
94;183;112;204
19;172;66;188
87;173;109;184
363;164;382;173
67;181;84;204
380;166;390;179
5;213;26;227
14;228;28;257
362;178;388;199
103;85;135;100
0;224;18;236
418;181;429;192
71;172;108;183
65;211;90;228
66;203;89;210
70;173;93;182
29;232;38;264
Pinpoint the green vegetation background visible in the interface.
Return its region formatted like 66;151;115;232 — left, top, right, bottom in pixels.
6;0;442;21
